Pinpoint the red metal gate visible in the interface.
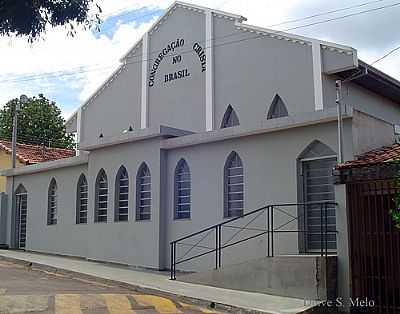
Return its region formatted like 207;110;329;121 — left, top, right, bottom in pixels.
347;180;400;313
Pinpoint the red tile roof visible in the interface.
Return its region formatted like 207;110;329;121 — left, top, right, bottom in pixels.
337;143;400;169
0;140;75;165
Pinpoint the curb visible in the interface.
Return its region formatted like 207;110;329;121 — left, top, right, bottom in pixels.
0;254;273;314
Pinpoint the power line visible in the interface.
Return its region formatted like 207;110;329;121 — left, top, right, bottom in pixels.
269;0;387;27
1;67;115;84
1;0;400;85
371;44;400;65
281;1;400;32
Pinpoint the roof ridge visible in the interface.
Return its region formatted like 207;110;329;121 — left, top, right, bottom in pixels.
0;139;74;152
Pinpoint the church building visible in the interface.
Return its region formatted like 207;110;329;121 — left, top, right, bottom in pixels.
1;1;400;306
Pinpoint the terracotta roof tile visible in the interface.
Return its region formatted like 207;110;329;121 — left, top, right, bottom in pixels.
337;143;400;169
0;140;75;165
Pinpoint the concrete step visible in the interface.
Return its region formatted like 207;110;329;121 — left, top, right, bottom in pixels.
178;255;337;301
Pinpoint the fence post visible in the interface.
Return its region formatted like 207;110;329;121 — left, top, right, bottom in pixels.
325;202;328;257
267;206;270;257
218;224;222;268
320;203;323;256
271;206;274;257
170;242;174;280
215;226;218;269
173;242;176;280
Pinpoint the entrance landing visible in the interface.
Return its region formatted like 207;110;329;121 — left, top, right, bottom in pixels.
0;250;319;314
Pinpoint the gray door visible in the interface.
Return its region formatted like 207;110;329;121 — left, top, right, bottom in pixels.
303;157;337;252
16;192;27;249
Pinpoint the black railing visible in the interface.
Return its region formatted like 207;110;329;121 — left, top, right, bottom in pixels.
170;201;338;280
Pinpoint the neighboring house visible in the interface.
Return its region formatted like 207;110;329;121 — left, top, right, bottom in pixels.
1;1;400;311
0;140;75;192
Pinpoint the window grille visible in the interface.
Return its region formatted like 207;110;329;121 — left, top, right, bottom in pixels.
224;152;244;218
136;163;151;221
76;174;88;224
267;94;289;119
95;169;108;223
221;105;239;128
47;179;58;225
116;166;129;222
299;140;338;252
174;159;191;219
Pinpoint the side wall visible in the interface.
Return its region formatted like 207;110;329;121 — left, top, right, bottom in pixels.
323;74;400;125
6;139;163;269
0;193;7;247
86;139;162;268
352;110;395;155
3;119;355;277
10;165;88;257
164;120;354;271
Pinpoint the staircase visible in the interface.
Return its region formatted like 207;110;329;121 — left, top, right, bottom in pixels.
170;202;338;301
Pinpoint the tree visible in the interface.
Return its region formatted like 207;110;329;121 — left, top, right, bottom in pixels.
0;0;101;41
0;94;75;149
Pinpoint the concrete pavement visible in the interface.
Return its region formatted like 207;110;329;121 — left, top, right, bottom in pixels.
0;250;317;314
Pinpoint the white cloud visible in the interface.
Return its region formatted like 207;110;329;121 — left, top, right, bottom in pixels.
0;3;159;113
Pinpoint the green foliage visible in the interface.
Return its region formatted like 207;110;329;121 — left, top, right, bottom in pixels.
0;0;101;41
391;189;400;229
0;94;75;149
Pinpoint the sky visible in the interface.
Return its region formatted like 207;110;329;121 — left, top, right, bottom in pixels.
0;0;399;120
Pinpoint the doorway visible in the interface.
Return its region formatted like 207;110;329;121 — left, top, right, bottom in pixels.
15;185;27;249
302;157;337;252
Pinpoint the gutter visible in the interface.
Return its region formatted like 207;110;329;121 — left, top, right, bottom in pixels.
0;155;89;177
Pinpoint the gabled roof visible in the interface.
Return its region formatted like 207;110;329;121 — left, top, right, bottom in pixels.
337;142;400;169
337;60;400;103
0;140;75;165
65;1;400;130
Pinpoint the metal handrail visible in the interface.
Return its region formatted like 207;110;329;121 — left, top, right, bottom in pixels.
170;201;338;280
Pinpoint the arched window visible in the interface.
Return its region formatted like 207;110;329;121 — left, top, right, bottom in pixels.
115;166;129;222
47;178;58;225
224;152;244;218
221;105;240;128
298;140;337;252
15;184;27;248
174;159;191;220
76;174;88;224
267;94;288;119
136;163;151;221
95;169;108;223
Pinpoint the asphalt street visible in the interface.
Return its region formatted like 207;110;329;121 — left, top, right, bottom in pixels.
0;259;220;314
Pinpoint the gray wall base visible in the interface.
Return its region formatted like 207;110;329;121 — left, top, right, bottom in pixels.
0;193;8;248
178;255;337;301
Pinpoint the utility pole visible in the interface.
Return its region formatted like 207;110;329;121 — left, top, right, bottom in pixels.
11;102;19;169
335;80;344;164
10;95;28;249
11;95;28;168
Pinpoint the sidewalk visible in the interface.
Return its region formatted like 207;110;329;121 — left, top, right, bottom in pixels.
0;250;315;314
